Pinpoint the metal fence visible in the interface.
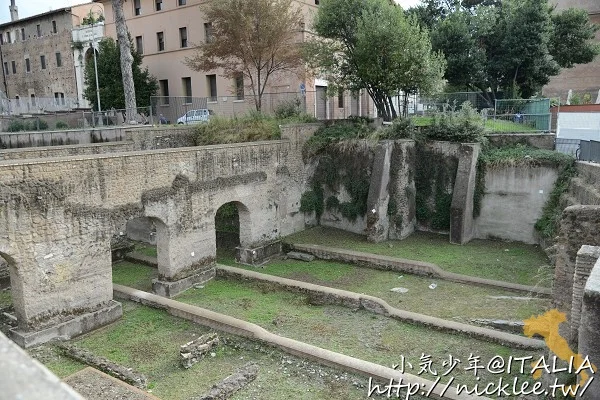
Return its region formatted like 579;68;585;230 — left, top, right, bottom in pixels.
555;138;600;162
0;97;80;115
151;92;314;124
1;106;153;132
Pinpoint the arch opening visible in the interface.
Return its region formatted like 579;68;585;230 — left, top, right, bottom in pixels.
215;201;251;262
0;253;17;336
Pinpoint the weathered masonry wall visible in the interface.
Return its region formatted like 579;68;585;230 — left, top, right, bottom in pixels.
474;166;558;244
579;254;600;398
553;206;600;346
568;161;600;206
0;124;316;346
0;142;135;160
486;133;555;150
0;126;130;149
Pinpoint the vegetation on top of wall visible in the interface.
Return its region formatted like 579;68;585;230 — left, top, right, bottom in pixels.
6;118;49;132
302;119;376;161
420;102;487;143
194;112;316;146
473;145;576;238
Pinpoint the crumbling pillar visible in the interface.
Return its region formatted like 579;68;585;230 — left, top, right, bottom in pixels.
578;256;600;398
450;143;480;244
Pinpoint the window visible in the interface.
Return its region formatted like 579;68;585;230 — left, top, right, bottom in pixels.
36;24;41;37
11;61;16;74
6;31;11;43
179;27;187;48
157;32;164;51
178;0;186;5
52;21;57;34
155;0;162;11
159;79;169;104
15;95;19;107
55;52;62;67
338;91;344;108
182;77;192;104
204;22;213;43
315;0;319;4
20;28;25;41
135;36;143;54
30;94;36;107
0;34;3;45
134;0;141;15
3;62;8;76
54;92;65;105
234;74;244;100
25;58;30;73
40;55;46;70
207;74;217;101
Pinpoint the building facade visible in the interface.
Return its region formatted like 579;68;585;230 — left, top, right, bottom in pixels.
0;2;104;114
543;0;600;102
95;0;374;120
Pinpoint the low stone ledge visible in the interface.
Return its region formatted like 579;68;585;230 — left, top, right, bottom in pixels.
290;243;551;296
9;300;123;348
236;241;282;266
58;344;147;389
152;267;215;298
216;265;545;350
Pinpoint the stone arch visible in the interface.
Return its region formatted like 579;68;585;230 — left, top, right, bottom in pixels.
214;200;252;249
0;250;22;330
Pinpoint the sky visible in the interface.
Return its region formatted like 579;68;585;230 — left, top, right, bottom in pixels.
0;0;422;24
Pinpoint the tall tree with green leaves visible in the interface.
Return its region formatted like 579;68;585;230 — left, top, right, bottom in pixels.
423;0;599;105
307;0;445;120
185;0;304;112
112;0;137;122
84;37;158;111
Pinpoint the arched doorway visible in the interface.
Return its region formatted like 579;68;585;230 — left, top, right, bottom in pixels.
215;201;251;263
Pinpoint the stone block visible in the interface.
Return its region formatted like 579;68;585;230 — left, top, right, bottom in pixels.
10;301;122;348
236;241;282;266
152;268;215;298
286;251;315;262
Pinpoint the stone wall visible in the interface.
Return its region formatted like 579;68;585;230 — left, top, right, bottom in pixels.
0;142;134;161
0;126;132;149
568;162;600;206
571;246;600;342
474;166;559;244
553;205;600;345
579;254;600;398
486;133;555;150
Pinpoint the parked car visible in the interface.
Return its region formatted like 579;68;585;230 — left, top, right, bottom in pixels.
176;109;214;125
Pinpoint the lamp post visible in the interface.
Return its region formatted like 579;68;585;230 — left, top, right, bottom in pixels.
90;5;102;114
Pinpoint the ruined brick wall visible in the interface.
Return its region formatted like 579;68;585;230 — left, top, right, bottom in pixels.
0;137;308;330
553;205;600;345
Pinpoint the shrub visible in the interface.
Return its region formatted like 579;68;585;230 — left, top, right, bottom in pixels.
194;113;280;146
422;101;486;143
302;119;375;160
380;118;416;140
6;119;26;132
55;121;69;130
274;98;302;119
30;118;49;131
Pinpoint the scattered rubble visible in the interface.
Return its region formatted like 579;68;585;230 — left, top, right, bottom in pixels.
389;287;409;293
194;362;258;400
180;333;220;369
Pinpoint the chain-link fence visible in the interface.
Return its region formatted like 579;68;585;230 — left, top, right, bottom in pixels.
0;97;80;116
0;106;153;132
151;92;314;124
419;91;495;114
492;98;551;132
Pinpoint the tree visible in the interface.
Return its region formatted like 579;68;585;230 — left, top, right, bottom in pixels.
423;0;599;105
185;0;303;112
112;0;137;122
83;37;158;111
307;0;445;120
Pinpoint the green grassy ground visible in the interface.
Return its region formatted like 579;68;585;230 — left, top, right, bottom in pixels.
0;289;11;309
176;277;540;387
285;227;552;287
134;243;157;258
42;301;368;400
411;116;538;132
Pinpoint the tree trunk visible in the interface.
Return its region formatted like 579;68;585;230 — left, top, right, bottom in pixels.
112;0;137;123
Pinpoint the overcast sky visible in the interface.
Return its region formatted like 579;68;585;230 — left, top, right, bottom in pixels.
0;0;422;23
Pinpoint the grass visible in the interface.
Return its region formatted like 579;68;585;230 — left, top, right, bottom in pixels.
412;116;539;132
0;289;11;309
134;243;157;258
42;300;368;400
112;261;156;292
224;258;549;322
177;278;541;387
285;227;552;287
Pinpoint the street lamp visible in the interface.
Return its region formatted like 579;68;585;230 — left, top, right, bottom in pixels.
89;5;103;114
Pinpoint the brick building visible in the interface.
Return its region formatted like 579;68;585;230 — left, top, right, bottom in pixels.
0;2;103;114
543;0;600;102
94;0;374;120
